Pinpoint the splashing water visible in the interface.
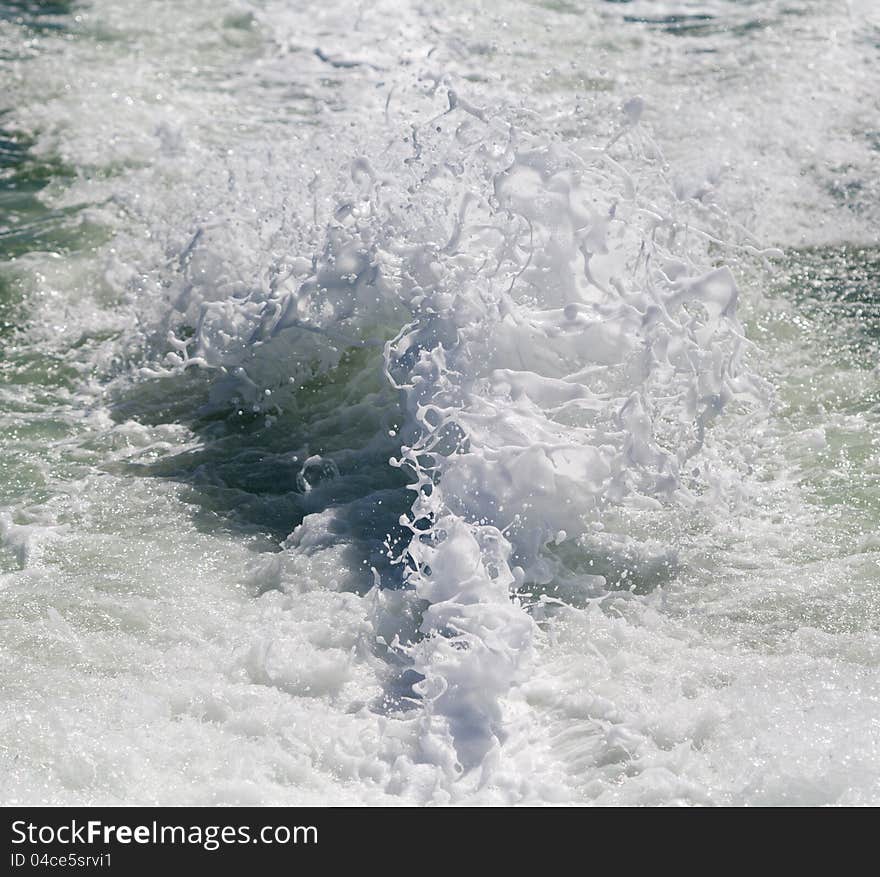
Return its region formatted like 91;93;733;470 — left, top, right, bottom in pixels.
1;0;880;805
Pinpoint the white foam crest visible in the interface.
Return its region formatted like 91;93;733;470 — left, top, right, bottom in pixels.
84;72;767;774
85;59;770;773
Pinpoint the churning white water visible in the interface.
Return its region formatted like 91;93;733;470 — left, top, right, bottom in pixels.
1;0;879;805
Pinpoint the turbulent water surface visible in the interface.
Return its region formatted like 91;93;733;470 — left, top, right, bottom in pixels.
1;0;879;805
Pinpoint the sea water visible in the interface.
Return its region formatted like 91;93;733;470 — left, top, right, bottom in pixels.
1;0;879;805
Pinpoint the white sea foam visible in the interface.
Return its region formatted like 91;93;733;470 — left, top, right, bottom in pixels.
2;0;880;804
